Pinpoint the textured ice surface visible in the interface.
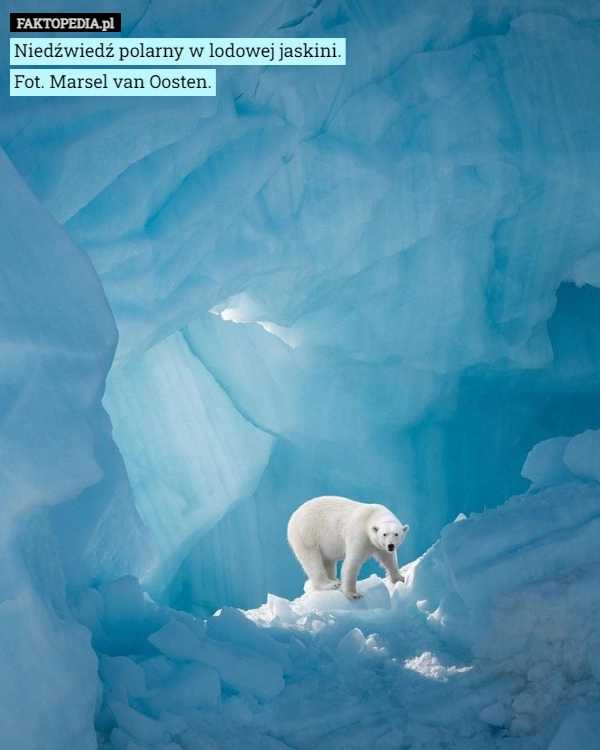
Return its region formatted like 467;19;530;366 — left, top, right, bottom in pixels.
2;0;600;748
3;0;600;612
81;471;600;749
103;332;275;598
521;437;576;487
0;152;148;749
522;430;600;488
62;425;600;749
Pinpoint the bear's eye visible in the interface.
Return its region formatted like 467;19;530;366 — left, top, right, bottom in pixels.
383;532;387;536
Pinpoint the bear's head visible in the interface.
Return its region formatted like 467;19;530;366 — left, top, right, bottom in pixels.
369;520;409;553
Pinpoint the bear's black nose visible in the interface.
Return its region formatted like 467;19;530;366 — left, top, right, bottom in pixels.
387;544;395;551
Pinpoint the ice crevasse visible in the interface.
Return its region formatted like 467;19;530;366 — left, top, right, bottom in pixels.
1;0;600;748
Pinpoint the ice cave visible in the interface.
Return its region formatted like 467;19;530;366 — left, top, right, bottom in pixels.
2;0;600;748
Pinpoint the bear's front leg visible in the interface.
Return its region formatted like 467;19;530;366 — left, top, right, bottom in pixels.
374;549;404;583
341;554;363;599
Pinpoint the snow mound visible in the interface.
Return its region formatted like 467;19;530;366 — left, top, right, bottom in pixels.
523;430;600;488
82;470;600;749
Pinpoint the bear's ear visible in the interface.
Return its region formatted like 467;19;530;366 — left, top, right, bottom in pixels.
403;524;410;533
372;525;379;533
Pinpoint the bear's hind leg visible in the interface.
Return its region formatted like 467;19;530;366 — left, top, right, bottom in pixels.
297;547;339;590
341;554;364;599
324;559;341;587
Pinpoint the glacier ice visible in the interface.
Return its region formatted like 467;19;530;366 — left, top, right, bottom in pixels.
522;430;600;488
27;0;600;610
0;151;149;749
521;436;576;487
2;0;600;748
103;330;275;599
4;1;600;613
62;476;600;748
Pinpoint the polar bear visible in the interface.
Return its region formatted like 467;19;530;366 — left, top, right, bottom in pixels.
287;495;409;599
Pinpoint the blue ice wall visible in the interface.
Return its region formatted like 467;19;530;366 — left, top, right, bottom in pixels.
0;151;152;748
3;0;600;613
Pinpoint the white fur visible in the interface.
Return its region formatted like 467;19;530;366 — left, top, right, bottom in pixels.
287;495;409;599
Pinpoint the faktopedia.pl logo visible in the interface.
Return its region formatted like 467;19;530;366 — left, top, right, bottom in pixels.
10;13;121;33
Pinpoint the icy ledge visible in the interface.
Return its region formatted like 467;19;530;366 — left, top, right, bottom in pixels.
84;471;600;750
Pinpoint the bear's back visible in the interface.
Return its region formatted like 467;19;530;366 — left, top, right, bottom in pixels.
288;495;361;546
292;496;386;533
